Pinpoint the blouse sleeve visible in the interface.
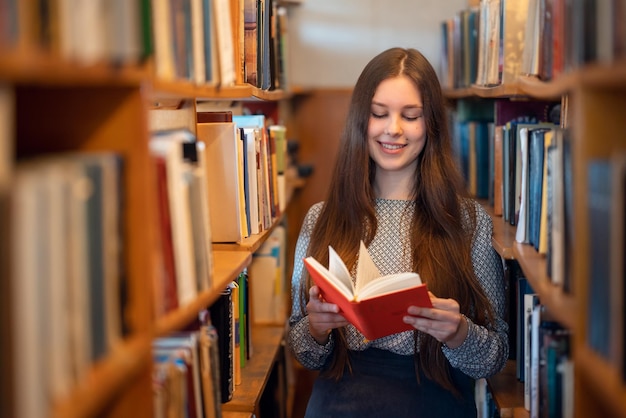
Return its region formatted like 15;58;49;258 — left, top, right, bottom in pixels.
441;201;509;378
287;203;335;369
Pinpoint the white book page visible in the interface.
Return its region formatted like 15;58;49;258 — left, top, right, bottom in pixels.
355;241;381;295
306;255;353;300
358;272;422;301
327;245;356;296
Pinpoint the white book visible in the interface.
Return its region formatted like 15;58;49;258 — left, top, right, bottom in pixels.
516;127;529;243
530;303;542;418
191;0;207;84
521;0;540;76
150;131;199;306
243;128;261;234
484;0;502;86
43;162;74;400
11;167;49;418
524;293;539;410
195;141;215;290
213;0;236;85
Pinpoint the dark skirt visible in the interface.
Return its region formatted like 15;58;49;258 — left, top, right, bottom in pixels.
304;348;477;418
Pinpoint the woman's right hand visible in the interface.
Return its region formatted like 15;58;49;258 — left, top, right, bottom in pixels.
306;285;349;345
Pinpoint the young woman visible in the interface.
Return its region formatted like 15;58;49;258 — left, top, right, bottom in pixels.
287;48;508;417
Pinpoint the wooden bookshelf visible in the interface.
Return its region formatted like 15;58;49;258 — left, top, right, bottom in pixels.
1;1;296;416
452;60;626;418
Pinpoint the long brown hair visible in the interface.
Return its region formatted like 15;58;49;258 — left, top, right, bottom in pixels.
301;48;495;393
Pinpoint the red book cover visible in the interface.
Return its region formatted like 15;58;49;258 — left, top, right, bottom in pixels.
303;242;432;341
155;156;179;312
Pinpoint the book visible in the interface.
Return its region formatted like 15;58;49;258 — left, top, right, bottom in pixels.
303;241;432;341
249;225;287;325
196;119;245;242
610;154;626;380
586;159;612;359
209;285;235;403
153;155;179;313
153;332;204;418
198;311;222;418
150;130;199;306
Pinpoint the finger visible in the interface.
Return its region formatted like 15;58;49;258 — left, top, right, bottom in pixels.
306;298;340;314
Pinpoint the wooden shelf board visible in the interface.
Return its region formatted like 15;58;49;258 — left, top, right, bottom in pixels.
517;75;572;100
222;325;285;413
222;412;254;418
445;61;626;101
150;78;292;102
154;250;252;336
0;49;146;86
213;214;286;253
488;360;528;418
480;200;516;259
444;82;525;99
512;243;577;330
575;345;626;418
52;334;152;418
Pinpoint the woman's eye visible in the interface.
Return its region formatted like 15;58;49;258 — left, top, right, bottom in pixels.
371;112;387;119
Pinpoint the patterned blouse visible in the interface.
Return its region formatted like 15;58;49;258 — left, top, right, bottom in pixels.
287;198;509;379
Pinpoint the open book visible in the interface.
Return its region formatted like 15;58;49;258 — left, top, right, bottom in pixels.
303;241;432;340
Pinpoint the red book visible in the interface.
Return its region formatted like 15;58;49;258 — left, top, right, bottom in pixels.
154;156;179;313
303;242;432;341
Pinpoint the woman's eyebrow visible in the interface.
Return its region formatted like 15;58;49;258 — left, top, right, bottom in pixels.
371;101;423;110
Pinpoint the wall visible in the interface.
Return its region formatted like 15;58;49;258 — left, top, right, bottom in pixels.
287;0;467;88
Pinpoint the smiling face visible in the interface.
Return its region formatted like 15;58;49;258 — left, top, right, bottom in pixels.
367;75;427;196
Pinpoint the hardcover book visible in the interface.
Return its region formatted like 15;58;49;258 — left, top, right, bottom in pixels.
303;242;432;341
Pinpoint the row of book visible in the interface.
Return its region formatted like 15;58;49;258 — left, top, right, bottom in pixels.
514;276;573;418
152;0;290;89
451;99;574;290
0;0;291;91
153;272;249;418
151;128;215;312
461;102;626;376
153;244;289;418
9;152;126;418
0;1;149;65
440;0;626;89
199;111;288;241
150;112;288;313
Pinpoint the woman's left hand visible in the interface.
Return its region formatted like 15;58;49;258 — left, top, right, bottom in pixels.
402;291;468;349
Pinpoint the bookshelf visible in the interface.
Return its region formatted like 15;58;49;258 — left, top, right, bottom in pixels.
443;3;626;417
0;1;298;418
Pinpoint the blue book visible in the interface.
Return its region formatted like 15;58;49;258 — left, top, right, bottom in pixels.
527;128;550;250
587;160;612;359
